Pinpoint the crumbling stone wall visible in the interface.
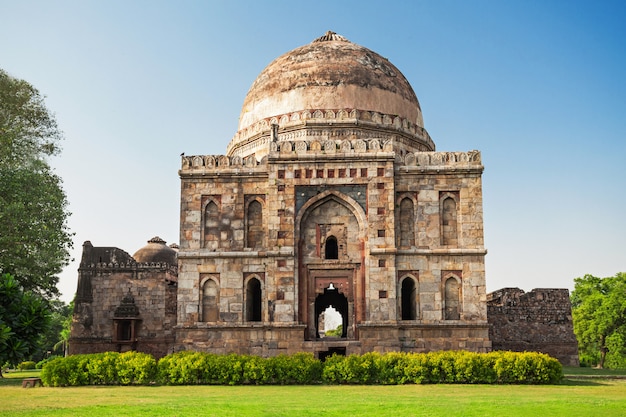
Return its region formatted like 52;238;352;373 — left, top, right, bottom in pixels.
487;288;579;366
70;242;177;359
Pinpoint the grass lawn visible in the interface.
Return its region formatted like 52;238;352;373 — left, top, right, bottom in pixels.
2;371;626;417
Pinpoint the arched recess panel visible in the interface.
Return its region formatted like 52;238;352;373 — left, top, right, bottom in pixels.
398;197;415;247
444;276;461;320
202;279;219;322
440;192;459;246
203;199;220;249
246;199;264;248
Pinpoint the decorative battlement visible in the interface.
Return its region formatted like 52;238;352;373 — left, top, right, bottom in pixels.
227;108;434;156
180;146;481;173
81;261;178;275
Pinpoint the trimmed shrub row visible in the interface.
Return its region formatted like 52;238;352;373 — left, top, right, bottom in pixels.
41;351;156;386
322;351;562;384
41;350;562;387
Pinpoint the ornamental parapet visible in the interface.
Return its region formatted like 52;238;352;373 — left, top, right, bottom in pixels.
81;261;178;276
227;108;435;155
181;148;482;173
397;150;483;170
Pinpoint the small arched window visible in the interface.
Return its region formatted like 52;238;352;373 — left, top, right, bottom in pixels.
444;277;461;320
401;277;417;320
246;278;262;322
325;236;338;259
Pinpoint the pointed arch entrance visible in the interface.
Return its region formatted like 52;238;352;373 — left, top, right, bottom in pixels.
315;284;348;338
294;190;367;341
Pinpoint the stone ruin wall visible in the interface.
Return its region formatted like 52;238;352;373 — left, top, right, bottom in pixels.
71;263;177;359
487;288;579;366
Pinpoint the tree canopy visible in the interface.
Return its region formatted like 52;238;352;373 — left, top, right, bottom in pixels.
0;273;51;373
0;68;72;298
571;272;626;368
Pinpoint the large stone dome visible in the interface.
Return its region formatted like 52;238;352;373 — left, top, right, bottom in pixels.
133;237;177;265
227;31;432;159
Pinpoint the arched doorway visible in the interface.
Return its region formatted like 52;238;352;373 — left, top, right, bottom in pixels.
315;284;348;338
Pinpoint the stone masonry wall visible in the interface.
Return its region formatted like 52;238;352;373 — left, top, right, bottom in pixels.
487;288;579;366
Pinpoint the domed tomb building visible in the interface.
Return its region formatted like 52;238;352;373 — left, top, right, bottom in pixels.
70;237;178;358
177;32;491;356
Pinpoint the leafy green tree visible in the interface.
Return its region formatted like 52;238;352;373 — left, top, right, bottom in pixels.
0;68;73;298
571;273;626;368
0;273;51;377
36;300;72;361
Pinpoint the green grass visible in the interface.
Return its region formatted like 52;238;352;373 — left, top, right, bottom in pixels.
2;372;626;417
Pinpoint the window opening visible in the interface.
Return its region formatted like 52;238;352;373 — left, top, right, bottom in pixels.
401;277;417;320
325;236;338;259
246;278;262;322
117;320;132;341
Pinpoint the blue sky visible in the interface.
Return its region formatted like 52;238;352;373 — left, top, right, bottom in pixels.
1;0;624;303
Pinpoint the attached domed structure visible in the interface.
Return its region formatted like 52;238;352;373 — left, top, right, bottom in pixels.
227;31;434;160
133;237;177;265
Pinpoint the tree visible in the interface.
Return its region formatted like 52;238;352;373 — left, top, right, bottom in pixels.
0;68;73;298
36;300;73;361
571;273;626;368
0;273;51;376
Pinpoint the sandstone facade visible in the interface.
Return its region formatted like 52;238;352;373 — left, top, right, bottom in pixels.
175;32;490;357
69;32;577;364
70;240;177;358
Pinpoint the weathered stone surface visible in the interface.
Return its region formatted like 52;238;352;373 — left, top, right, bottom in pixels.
487;288;579;366
70;32;577;363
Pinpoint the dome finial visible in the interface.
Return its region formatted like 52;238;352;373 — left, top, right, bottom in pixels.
313;31;348;43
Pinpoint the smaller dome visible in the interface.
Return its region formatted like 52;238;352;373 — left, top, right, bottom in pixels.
133;237;177;265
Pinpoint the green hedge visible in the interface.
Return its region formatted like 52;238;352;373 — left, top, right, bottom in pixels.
157;351;322;385
41;350;562;387
41;351;157;387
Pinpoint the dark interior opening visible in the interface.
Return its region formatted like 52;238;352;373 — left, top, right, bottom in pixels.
325;236;338;259
318;347;346;361
401;278;417;320
246;278;262;321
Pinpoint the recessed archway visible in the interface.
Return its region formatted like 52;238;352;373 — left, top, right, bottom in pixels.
315;284;348;339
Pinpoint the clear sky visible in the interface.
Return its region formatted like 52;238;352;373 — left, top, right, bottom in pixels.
1;0;624;303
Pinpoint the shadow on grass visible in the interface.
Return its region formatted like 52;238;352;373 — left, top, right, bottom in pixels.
559;378;609;386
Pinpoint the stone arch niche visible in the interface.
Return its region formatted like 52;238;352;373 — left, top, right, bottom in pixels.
295;191;366;341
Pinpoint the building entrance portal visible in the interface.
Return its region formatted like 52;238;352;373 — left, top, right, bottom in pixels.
315;284;348;338
304;270;356;340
